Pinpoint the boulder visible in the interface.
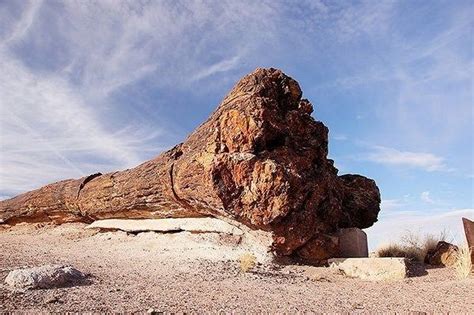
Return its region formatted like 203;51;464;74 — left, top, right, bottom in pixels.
424;241;459;267
0;68;381;261
4;265;86;290
328;258;407;281
336;228;368;258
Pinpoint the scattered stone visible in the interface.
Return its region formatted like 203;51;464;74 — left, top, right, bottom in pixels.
336;228;368;258
352;302;365;310
86;218;243;235
216;233;242;246
44;294;61;304
328;258;407;281
4;265;87;290
311;276;332;282
424;241;459;267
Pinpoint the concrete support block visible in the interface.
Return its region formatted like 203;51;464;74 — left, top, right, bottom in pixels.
337;228;368;258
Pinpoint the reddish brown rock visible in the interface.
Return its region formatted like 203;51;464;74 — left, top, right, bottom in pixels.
462;217;474;265
0;68;381;260
424;241;459;267
339;175;381;229
296;233;339;265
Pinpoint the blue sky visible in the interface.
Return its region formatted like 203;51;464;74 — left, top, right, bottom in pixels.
0;0;472;249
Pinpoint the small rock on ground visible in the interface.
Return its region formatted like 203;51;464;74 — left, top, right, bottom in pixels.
5;265;86;290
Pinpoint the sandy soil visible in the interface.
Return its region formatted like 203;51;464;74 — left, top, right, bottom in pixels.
1;223;473;313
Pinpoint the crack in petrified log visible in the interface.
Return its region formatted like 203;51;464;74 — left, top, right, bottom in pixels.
77;173;102;199
0;68;381;261
168;148;193;213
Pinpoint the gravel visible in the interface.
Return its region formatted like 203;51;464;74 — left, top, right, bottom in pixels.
0;223;472;313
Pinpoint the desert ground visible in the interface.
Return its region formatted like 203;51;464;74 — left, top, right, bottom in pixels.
0;223;472;313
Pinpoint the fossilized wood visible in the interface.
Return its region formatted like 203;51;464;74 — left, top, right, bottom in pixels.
0;68;381;259
462;217;474;265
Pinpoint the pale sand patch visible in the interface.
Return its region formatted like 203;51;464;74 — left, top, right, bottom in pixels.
86;218;244;235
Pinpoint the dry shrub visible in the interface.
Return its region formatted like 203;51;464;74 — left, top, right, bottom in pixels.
454;245;473;279
376;230;449;262
377;243;421;261
239;253;256;272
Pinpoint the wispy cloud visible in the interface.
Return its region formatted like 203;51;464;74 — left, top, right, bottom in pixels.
332;134;348;141
280;0;396;42
1;0;42;46
0;50;165;195
420;191;435;204
334;0;395;41
315;4;472;154
191;55;242;82
366;145;448;172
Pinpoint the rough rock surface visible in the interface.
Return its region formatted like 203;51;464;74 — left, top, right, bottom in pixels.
5;265;86;290
0;68;381;261
296;233;339;265
424;241;459;267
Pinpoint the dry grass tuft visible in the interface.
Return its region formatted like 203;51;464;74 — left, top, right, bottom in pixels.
454;245;472;279
376;230;448;262
377;243;422;261
239;253;256;273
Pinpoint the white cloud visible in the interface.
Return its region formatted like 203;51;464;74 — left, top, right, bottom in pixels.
0;50;165;195
54;0;283;94
420;191;435;204
1;0;42;45
334;0;395;40
332;134;347;141
318;6;472;152
367;145;448;172
191;55;241;82
281;0;395;42
380;199;404;211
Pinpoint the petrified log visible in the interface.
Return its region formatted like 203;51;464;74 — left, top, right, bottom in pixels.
462;217;474;265
424;241;459;267
0;68;381;259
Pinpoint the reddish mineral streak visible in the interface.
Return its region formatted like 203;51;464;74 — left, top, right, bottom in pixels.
0;68;381;260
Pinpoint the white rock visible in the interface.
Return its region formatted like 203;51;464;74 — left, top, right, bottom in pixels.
5;265;86;289
328;257;407;281
86;218;243;235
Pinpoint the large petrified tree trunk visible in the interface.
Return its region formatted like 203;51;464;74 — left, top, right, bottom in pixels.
0;68;381;258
